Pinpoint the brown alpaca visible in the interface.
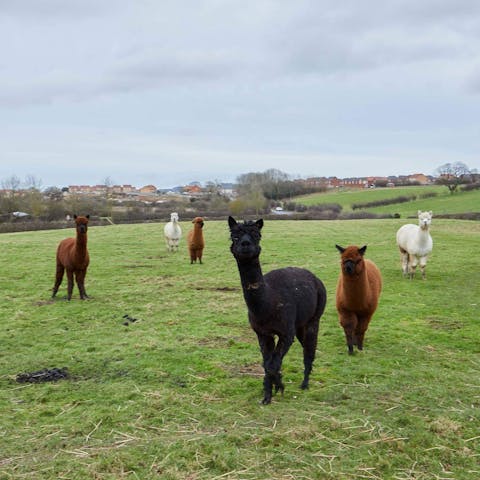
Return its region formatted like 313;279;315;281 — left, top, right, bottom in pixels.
187;217;205;264
52;215;90;300
335;245;382;354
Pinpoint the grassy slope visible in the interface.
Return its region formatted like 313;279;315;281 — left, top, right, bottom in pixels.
0;219;479;479
296;185;480;217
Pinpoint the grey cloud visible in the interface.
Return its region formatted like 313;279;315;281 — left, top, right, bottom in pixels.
1;0;479;109
111;49;237;86
466;67;480;93
268;0;480;77
0;0;113;18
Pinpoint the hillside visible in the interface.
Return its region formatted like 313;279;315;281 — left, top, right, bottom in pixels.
295;185;480;218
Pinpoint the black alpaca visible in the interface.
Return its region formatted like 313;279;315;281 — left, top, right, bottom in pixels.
228;216;327;404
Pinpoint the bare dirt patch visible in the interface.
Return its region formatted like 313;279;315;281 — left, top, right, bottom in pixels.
426;317;463;330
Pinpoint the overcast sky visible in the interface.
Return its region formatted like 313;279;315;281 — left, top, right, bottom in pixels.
1;0;479;189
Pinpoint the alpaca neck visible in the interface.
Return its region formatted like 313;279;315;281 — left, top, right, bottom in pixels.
417;226;430;242
342;269;369;298
75;232;88;256
236;257;269;316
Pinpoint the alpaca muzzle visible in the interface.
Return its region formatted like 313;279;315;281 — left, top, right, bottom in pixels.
343;260;356;275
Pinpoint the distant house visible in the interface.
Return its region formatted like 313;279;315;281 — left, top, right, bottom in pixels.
341;177;368;188
183;184;202;195
305;177;329;188
93;185;108;195
139;185;157;194
68;185;87;194
325;177;339;188
367;176;389;187
219;183;236;198
112;185;136;196
408;173;431;185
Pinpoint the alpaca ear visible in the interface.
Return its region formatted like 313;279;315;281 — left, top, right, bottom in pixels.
418;210;422;216
73;214;77;219
86;214;90;219
335;244;345;253
255;219;264;230
228;216;237;229
359;245;367;256
429;211;432;216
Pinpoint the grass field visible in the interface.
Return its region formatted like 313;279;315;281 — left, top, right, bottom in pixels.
295;185;480;217
1;217;479;479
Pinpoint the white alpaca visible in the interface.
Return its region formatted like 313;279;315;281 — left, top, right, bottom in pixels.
396;210;433;279
164;212;182;252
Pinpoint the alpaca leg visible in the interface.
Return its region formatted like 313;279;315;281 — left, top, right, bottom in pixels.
400;250;409;277
76;270;89;299
257;332;293;404
340;312;358;354
297;320;319;390
52;263;64;298
66;270;74;300
256;333;276;404
419;256;428;279
75;271;83;299
408;255;418;280
262;375;274;405
268;333;294;395
355;317;370;351
190;249;202;264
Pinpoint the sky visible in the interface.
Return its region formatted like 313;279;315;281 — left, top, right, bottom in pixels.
1;0;479;189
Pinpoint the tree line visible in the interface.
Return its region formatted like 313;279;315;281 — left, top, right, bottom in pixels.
1;162;478;231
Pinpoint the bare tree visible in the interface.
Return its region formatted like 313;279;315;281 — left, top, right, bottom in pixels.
205;180;222;197
101;176;115;219
0;175;22;213
435;162;472;193
23;175;42;191
470;168;479;183
44;187;64;202
1;175;22;192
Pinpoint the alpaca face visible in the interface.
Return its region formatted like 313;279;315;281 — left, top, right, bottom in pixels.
192;217;204;228
417;210;432;230
228;216;263;261
170;212;179;222
336;244;366;276
74;215;89;234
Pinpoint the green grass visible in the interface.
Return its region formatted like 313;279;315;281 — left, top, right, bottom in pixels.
1;219;479;479
296;185;480;217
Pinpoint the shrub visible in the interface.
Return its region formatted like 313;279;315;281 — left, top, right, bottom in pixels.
340;211;394;220
461;183;480;192
308;203;343;214
351;195;415;210
418;192;438;199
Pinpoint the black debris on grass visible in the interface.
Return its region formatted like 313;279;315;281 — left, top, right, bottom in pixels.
16;367;69;383
122;314;139;325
